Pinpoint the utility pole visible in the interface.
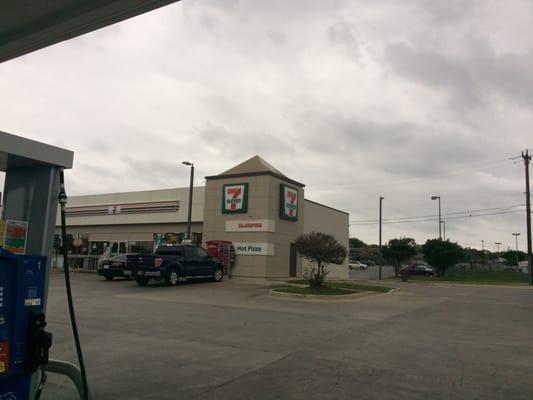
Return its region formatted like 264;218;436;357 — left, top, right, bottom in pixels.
522;149;532;285
481;239;485;267
431;196;442;239
379;196;384;280
512;233;520;266
495;242;502;254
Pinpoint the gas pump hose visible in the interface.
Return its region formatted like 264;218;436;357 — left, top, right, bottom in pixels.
58;169;89;400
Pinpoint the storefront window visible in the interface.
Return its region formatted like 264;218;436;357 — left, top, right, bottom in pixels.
153;233;184;248
153;232;202;248
191;232;203;246
65;234;89;255
89;241;109;256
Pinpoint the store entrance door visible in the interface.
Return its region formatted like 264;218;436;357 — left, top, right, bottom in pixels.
289;243;297;277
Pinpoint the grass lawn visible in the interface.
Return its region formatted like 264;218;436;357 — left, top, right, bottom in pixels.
387;270;529;284
273;286;357;296
288;280;393;293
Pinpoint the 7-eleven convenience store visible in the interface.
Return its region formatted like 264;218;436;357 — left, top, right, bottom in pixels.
56;156;349;280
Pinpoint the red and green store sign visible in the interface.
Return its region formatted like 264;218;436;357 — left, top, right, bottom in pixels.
279;184;298;221
222;183;249;214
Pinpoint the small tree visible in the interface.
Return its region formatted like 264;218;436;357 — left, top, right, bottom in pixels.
422;239;463;277
382;237;417;276
349;237;367;248
501;250;526;266
295;232;347;288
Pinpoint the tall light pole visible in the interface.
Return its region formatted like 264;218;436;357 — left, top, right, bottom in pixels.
431;196;441;239
512;233;520;265
182;161;194;241
379;196;384;280
441;220;446;240
495;242;502;255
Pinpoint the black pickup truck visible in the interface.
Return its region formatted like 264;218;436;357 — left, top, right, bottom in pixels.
123;244;224;286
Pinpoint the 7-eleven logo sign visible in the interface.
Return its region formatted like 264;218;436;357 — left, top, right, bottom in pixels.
222;183;248;214
280;184;298;221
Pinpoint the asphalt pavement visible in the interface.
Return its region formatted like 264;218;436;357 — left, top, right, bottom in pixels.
42;272;533;400
348;265;395;280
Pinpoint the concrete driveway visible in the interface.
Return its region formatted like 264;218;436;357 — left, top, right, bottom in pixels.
43;273;533;399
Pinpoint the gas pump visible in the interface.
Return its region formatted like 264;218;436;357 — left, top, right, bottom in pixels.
0;131;88;400
0;250;51;398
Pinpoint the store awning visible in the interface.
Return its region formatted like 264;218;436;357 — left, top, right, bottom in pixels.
0;0;180;63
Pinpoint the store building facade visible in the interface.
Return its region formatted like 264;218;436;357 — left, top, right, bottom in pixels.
55;156;349;279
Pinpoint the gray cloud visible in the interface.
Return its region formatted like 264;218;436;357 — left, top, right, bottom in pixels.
385;42;483;109
385;37;533;110
327;20;359;58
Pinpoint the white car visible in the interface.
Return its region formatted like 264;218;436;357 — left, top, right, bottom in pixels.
349;261;368;270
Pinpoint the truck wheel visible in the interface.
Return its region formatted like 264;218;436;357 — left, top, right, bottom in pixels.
136;277;149;286
213;267;223;282
104;274;113;281
165;269;179;286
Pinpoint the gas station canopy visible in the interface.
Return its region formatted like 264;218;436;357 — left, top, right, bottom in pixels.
0;0;181;63
0;130;73;171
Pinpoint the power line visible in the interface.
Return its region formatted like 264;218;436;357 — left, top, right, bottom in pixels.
350;209;526;226
350;204;525;224
340;192;524;212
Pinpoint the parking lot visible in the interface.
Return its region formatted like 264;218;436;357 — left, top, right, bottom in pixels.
43;272;533;400
348;265;395;280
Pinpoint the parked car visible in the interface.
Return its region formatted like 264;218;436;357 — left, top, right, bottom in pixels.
518;261;529;273
399;263;434;278
97;254;136;280
349;261;368;270
124;244;224;286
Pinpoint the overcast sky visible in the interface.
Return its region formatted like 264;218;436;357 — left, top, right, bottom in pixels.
1;0;532;250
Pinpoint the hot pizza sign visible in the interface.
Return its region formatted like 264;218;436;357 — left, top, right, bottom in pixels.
222;183;248;214
280;184;299;221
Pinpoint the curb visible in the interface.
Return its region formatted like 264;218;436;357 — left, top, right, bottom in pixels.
269;287;398;301
284;281;400;294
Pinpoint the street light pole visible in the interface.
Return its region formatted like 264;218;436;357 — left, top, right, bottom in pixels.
512;233;520;265
182;161;194;241
441;220;446;240
379;196;384;280
431;196;441;239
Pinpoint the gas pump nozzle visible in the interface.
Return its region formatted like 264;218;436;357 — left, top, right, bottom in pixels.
25;310;52;375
